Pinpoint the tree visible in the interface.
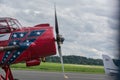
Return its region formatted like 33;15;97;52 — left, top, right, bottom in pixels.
46;55;103;65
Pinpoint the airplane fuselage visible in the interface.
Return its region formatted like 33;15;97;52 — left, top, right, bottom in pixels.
0;18;56;67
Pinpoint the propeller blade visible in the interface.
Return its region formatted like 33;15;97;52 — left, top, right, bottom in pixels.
58;45;64;72
58;45;68;79
54;5;68;79
54;4;59;35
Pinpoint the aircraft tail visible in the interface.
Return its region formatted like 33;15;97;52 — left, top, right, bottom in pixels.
102;54;119;75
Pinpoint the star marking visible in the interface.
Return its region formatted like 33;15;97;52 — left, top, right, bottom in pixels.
10;59;13;61
7;51;11;54
26;43;30;46
20;33;24;37
13;34;17;38
13;41;17;45
4;58;6;60
26;40;29;42
36;32;41;35
13;55;16;58
17;52;20;55
6;55;8;57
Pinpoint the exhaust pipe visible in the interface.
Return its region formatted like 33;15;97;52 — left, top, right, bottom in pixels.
0;45;19;51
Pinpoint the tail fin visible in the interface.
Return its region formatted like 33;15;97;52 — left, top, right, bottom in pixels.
102;54;119;75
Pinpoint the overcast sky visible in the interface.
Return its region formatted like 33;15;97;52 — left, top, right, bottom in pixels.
0;0;119;59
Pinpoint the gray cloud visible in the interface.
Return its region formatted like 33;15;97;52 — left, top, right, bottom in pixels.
0;0;119;59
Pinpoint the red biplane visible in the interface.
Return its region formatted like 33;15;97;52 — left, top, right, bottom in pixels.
0;9;65;80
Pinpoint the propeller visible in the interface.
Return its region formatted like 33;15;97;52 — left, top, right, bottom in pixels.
54;5;68;79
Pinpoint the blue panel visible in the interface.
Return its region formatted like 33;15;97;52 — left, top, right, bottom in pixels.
9;40;21;46
11;32;28;39
28;30;45;37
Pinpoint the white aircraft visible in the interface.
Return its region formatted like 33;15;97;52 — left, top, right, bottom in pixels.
102;54;119;75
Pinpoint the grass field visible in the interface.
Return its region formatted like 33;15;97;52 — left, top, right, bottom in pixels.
11;62;104;74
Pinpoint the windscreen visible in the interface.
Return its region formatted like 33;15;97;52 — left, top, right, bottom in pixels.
8;19;21;29
0;21;8;29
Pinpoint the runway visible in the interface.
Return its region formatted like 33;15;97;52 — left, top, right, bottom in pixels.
0;69;108;80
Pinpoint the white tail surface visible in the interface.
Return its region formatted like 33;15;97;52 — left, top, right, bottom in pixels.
102;54;119;75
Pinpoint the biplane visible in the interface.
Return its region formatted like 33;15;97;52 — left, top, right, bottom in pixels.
0;8;65;80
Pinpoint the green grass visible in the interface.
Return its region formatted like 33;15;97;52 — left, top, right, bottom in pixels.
11;62;104;74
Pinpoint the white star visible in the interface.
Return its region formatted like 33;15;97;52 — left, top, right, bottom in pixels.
7;51;11;54
26;43;30;46
6;55;8;57
13;34;17;38
36;32;41;35
20;33;24;37
4;58;6;60
10;59;13;61
26;40;29;42
17;52;20;55
13;55;16;58
13;41;17;45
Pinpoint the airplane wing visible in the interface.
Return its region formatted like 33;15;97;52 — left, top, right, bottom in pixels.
102;54;119;75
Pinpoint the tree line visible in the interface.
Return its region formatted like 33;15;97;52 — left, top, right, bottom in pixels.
46;55;103;65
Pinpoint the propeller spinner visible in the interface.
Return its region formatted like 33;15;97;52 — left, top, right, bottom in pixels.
54;6;68;79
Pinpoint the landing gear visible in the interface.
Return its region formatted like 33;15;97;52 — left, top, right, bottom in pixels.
0;65;14;80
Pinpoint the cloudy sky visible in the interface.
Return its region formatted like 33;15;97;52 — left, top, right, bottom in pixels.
0;0;119;58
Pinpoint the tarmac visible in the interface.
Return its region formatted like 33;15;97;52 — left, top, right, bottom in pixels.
0;69;116;80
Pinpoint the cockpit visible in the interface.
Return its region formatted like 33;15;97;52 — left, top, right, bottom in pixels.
0;17;22;34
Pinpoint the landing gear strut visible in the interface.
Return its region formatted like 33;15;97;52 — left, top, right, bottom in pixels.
0;65;14;80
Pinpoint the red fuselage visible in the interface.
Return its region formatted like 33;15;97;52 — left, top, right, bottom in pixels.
0;18;56;66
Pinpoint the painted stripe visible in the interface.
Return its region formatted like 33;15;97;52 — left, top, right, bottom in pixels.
0;33;10;41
